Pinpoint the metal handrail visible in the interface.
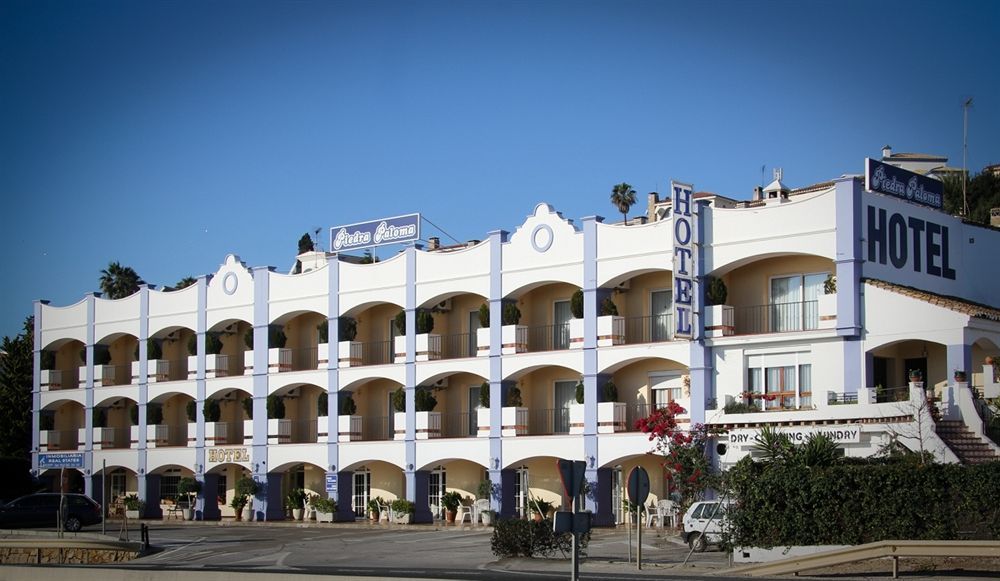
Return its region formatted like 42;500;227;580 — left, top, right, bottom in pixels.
733;300;819;335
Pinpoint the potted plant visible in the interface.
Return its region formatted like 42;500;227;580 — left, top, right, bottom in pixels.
267;326;290;372
203;398;222;445
954;369;968;382
529;498;553;522
908;369;924;383
243;328;255;375
476;303;491;356
415;388;441;439
598;380;626;432
441;491;463;523
123;493;144;520
132;339;165;382
267;394;288;444
390;498;415;524
177;476;202;520
337;393;361;442
817;273;838;328
568;289;585;347
500;302;526;354
391;388;407;440
312;496;337;523
334;317;361;367
368;497;385;521
481;509;496;526
234;477;258;521
502;385;527;436
476;382;491;437
286;488;307;520
393;309;439;362
704;276;734;337
569;381;586;434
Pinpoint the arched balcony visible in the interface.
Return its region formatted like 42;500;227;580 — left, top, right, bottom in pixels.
339;378;401;442
204;388;252;445
143;327;195;383
92;396;138;450
340;302;402;367
268;384;324;444
39;400;84;451
39;339;84;391
92;333;139;387
271;311;326;372
146;393;194;447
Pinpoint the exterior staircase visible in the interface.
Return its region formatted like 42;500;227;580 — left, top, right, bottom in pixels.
934;420;1000;464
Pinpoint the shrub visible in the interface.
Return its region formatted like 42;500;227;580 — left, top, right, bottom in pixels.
92;407;107;428
340;394;357;416
244;328;254;350
123;494;144;511
599;297;619;316
570;289;584;319
477;479;492;500
441;490;463;512
130;404;139;426
286;488;307;509
234;477;258;510
705;277;728;306
602;380;618;402
390;498;415;515
317;391;328;417
723;400;758;414
177;476;202;502
187;334;197;356
135;339;162;361
311;496;337;513
317;320;329;344
415;388;437;412
205;333;223;355
575;382;584;404
203;399;221;422
502;302;521;326
391;388;406;413
479;382;490;408
416;310;434;334
339;317;357;342
186;400;196;422
269;327;287;348
506;386;523;407
490;517;590;558
147;405;163;425
40;350;55;370
478;303;490;328
266;394;285;419
242;397;253;419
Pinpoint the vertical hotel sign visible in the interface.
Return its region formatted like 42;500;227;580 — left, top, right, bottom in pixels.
671;181;695;339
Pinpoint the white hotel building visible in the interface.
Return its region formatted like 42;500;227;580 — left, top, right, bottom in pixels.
31;169;1000;524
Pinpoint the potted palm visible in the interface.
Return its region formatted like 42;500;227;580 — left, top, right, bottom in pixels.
475;303;491;356
414;388;441;439
123;493;144;520
286;488;307;521
335;317;361;367
177;476;202;521
393;310;439;362
441;491;463;523
132;339;166;382
234;477;258;521
338;393;361;442
476;382;491;437
704;277;734;337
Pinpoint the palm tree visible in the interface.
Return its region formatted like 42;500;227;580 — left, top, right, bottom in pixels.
610;182;637;225
166;276;197;292
99;261;144;299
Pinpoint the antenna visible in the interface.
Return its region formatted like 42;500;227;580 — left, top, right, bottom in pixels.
312;227;324;251
962;97;973;217
760;165;766;187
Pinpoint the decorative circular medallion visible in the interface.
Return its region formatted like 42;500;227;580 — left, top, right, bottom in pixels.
222;272;239;295
530;224;554;253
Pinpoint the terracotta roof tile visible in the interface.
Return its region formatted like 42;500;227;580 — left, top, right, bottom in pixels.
864;279;1000;321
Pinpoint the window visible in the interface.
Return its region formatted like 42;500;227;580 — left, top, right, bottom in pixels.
353;469;371;518
428;467;445;519
770;273;827;332
554;380;576;433
650;290;672;342
746;352;811;411
217;476;227;505
514;467;528;518
553;301;571;350
110;470;126;500
160;475;180;501
651;372;684;408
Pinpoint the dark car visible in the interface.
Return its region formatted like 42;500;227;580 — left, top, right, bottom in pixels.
0;493;102;532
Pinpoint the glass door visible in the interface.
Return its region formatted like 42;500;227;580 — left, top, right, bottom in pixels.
387;392;396;439
428;467;445;519
352;470;370;518
514;467;529;518
554;300;571;350
468;311;480;358
803;273;825;330
554;380;576;433
651;290;672;342
468;385;481;436
770;276;802;332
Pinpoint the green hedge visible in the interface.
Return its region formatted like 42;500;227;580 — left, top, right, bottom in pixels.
490;517;590;558
726;458;1000;548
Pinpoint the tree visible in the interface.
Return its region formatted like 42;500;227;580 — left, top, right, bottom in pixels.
170;276;197;291
943;171;1000;225
610;182;637;225
359;248;379;264
298;233;315;254
99;261;144;299
635;401;717;512
0;316;34;459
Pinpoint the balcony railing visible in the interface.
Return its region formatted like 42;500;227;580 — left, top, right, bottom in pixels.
359;340;392;366
624;315;673;344
289;347;319;372
152;424;187;447
208;421;244;445
972;394;1000;446
361;416;392;441
45;429;80;450
97;364;131;387
439;412;476;438
875;385;911;403
527;324;571;352
435;333;475;360
624;403;652;432
734;300;818;335
275;418;319;443
41;369;80;390
95;427;130;449
527;408;571;435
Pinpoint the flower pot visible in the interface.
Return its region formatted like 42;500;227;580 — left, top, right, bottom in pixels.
317;343;329;370
415;411;441;440
338;415;362;442
476;327;491;356
500;325;527;355
501;407;528;436
369;511;380;522
316;510;334;523
481;511;493;526
292;508;304;521
183;508;194;521
125;509;140;520
569;404;584;434
476;408;491;437
445;510;456;524
569;318;584;349
415;333;441;362
242;506;253;522
243;351;254;375
596;315;625;346
338;341;361;367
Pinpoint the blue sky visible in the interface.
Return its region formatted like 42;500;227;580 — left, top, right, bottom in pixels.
2;0;998;341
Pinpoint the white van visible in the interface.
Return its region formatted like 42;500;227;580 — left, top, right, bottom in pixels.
681;500;730;551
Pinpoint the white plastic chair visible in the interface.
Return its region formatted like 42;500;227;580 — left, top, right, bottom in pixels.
379;501;391;522
456;504;473;524
646;500;673;527
473;499;490;524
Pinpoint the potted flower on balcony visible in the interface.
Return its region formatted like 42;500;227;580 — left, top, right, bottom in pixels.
177;476;202;521
501;385;527;436
333;317;360;368
393;309;439;362
390;498;415;524
233;476;258;521
338;393;361;443
476;382;491;437
415;388;441;439
286;488;307;521
441;490;463;523
704;277;734;337
599;380;626;433
311;496;337;523
123;493;144;520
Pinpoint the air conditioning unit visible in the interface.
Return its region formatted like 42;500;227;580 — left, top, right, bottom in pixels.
431;377;449;388
434;298;453;312
285;387;300;398
615;279;631;291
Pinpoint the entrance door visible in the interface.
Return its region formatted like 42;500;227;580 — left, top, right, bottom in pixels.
611;466;623;524
352;470;370;518
770;276;802;332
554;300;571;350
514;467;529;518
554;380;577;433
428;467;445;519
651;290;672;342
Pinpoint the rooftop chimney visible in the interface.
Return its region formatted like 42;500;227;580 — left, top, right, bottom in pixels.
428;237;440;250
882;145;892;159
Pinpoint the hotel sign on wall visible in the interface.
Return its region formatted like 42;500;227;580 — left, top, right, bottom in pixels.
330;213;421;252
865;158;943;210
671;181;696;340
207;447;250;463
